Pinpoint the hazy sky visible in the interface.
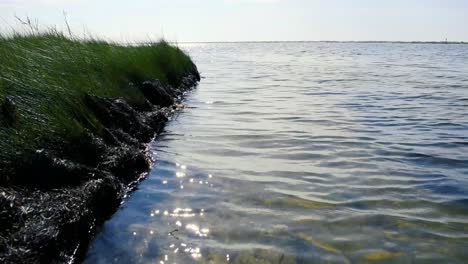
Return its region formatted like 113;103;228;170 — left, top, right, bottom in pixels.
1;0;467;42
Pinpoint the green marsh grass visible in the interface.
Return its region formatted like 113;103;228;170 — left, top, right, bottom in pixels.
0;31;196;181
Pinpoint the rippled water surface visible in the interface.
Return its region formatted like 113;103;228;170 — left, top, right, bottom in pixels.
84;43;468;263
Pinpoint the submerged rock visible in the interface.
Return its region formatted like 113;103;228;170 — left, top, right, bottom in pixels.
200;249;296;264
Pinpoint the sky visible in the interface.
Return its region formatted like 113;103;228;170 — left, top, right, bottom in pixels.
0;0;467;42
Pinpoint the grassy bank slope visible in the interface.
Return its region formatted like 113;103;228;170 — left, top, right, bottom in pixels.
0;32;197;183
0;32;199;263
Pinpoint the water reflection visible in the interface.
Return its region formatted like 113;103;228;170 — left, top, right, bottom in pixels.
139;163;216;263
85;42;468;264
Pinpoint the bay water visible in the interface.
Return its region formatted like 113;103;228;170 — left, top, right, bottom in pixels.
84;42;468;264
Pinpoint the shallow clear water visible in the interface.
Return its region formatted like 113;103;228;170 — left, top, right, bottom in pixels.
84;42;468;264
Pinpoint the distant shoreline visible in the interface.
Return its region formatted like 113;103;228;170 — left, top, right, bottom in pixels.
173;40;468;45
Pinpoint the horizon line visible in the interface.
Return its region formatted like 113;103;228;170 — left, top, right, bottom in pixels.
170;40;468;45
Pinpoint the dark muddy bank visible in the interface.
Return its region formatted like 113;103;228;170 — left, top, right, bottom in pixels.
0;70;200;263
